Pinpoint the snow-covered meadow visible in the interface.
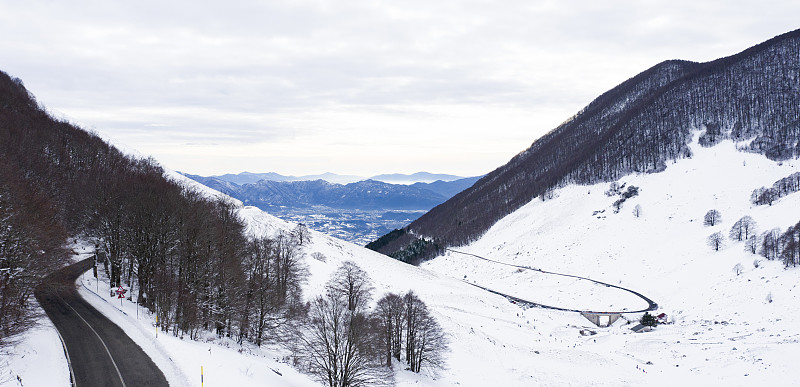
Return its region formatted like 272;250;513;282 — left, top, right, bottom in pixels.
4;136;800;386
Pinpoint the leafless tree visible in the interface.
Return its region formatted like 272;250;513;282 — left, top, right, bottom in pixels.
311;252;327;262
730;215;757;241
760;228;782;260
0;163;68;350
704;209;722;226
327;261;374;312
745;233;759;254
403;291;448;374
374;292;405;366
296;267;389;387
781;223;800;267
707;231;724;251
292;223;312;247
408;307;448;374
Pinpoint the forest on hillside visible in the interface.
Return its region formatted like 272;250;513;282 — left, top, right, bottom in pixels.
372;29;800;263
0;71;447;384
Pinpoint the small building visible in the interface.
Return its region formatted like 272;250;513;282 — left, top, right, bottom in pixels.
656;313;668;324
630;323;652;333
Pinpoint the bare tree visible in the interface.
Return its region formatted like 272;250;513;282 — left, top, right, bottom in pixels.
403;291;448;374
760;228;782;260
311;252;327;262
745;233;759;254
781;224;800;267
291;223;312;247
0;164;69;350
632;204;642;218
327;261;374;312
707;231;724;251
730;215;757;241
704;209;722;226
298;292;384;387
408;306;448;374
296;267;389;387
242;236;281;346
274;230;307;302
374;293;405;366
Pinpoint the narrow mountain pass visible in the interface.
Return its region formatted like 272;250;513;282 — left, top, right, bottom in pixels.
35;258;169;387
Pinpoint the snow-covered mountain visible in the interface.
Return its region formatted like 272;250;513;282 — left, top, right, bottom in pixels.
180;177;449;210
12;137;799;386
173;143;800;386
373;28;800;262
5;26;800;387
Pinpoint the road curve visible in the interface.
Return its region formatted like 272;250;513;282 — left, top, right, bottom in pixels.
35;258;169;387
447;249;658;314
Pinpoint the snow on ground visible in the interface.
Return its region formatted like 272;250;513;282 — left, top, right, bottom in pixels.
424;136;800;386
6;135;800;386
75;248;319;387
0;314;70;387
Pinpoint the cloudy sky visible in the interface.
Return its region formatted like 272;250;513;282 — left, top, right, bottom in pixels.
1;1;798;177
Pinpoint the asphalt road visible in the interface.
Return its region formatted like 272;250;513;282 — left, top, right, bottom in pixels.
35;258;169;387
447;248;658;314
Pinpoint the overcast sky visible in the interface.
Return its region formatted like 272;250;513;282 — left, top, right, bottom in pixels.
1;1;798;177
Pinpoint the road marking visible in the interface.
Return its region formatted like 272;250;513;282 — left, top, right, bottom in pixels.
56;293;128;387
50;317;77;387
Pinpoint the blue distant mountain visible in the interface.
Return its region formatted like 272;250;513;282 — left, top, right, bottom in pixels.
208;171;364;185
368;172;465;184
202;171;472;186
179;174;481;210
179;172;482;244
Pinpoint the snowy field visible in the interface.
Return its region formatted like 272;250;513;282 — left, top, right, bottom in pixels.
3;135;800;386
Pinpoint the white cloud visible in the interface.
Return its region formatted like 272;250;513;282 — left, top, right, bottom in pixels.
1;0;798;176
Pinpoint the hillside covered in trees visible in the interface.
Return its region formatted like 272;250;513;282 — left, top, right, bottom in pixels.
1;70;451;385
0;69;307;346
371;28;800;263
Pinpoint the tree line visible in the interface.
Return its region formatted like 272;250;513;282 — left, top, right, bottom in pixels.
0;156;69;349
703;209;800;268
0;69;314;345
750;171;800;206
1;70;449;384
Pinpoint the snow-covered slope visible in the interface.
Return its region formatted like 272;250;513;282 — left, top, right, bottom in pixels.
7;136;798;386
422;134;800;385
181;136;800;386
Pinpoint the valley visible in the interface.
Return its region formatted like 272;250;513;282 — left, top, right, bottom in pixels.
182;173;481;245
3;22;800;387
266;206;424;246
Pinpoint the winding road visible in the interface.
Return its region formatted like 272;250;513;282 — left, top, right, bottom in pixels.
34;258;168;387
447;249;658;314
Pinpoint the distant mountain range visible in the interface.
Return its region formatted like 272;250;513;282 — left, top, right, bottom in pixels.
200;171;469;186
180;172;482;244
208;171;364;185
181;173;482;210
368;172;465;184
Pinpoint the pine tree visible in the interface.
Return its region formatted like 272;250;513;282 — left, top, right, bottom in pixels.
640;312;657;327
